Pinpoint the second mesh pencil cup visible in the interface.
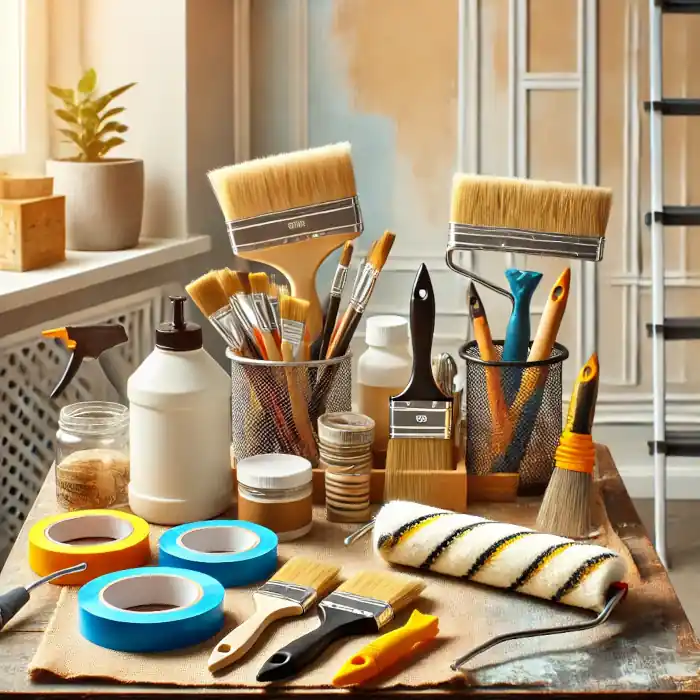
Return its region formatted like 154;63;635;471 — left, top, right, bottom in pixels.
459;341;569;495
227;351;352;467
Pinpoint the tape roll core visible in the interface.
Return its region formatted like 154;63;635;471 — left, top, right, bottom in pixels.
45;515;134;545
100;574;203;611
177;525;260;555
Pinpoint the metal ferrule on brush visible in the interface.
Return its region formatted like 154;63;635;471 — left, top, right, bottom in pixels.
235;293;258;329
269;298;281;331
448;223;605;262
348;264;380;314
281;318;305;356
390;400;453;439
257;581;317;613
320;591;394;628
330;264;349;297
211;305;244;349
230;295;255;339
251;293;274;333
226;197;363;253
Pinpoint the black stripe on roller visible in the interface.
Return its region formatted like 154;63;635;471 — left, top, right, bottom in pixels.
376;512;450;551
509;542;574;591
552;553;616;602
420;521;491;570
463;531;534;581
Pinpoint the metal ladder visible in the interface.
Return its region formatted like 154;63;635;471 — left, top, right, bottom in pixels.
646;0;700;568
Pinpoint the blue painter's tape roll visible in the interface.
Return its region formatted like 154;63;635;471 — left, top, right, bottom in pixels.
78;566;225;652
158;520;278;588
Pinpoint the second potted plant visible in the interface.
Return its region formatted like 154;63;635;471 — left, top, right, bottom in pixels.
47;69;143;251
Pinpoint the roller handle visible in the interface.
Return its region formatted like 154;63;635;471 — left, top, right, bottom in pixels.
256;605;378;682
0;588;29;631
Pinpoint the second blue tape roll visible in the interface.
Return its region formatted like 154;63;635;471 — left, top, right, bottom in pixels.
158;520;278;587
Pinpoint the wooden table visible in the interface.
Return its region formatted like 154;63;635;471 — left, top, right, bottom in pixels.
1;446;699;697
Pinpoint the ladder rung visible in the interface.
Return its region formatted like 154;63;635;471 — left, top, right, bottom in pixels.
646;318;700;340
645;206;700;226
644;99;700;116
649;431;700;457
657;0;700;12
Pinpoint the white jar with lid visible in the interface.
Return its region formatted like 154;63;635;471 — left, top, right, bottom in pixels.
127;296;232;525
357;315;412;464
236;454;313;541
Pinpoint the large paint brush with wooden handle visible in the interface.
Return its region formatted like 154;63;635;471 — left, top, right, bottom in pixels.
208;143;363;342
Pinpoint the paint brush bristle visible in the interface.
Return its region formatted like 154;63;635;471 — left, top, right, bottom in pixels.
336;571;425;612
270;558;341;597
218;267;245;298
239;272;252;295
280;294;310;325
369;231;396;271
339;241;354;267
248;271;270;296
208;142;357;221
185;271;230;318
450;174;613;238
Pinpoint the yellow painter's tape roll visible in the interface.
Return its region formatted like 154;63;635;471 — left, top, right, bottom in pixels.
28;509;151;585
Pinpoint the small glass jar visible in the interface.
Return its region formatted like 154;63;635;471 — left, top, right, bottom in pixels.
236;454;313;541
55;401;130;511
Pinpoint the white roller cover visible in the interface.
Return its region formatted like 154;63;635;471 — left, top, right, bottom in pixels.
373;501;627;612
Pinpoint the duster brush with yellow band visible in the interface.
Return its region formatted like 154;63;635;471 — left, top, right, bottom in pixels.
536;352;600;539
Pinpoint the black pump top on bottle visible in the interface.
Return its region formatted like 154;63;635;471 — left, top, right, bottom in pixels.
156;296;202;351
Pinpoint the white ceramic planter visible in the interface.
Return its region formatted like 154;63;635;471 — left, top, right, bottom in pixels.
46;158;144;251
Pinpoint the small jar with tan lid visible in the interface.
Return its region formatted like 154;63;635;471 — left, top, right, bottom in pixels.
236;454;313;542
318;412;374;523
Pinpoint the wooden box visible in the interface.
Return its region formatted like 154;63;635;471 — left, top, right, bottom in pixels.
0;196;66;271
0;175;53;200
231;456;469;513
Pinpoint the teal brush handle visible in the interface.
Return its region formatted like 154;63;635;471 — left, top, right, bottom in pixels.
501;269;542;404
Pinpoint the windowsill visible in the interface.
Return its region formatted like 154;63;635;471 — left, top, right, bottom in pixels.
0;235;211;314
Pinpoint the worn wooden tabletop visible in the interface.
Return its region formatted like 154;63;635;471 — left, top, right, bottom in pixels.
0;445;699;697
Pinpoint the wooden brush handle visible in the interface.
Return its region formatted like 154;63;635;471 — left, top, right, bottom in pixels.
282;341;318;462
208;594;304;672
261;330;282;362
240;232;360;343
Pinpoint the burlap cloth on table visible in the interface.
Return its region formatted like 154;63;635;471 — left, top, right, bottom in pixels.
29;495;640;690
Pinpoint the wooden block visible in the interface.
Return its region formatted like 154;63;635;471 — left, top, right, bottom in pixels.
467;471;520;503
231;453;468;513
0;196;66;271
0;175;53;199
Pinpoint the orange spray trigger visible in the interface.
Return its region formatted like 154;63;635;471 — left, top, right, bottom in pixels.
42;328;77;350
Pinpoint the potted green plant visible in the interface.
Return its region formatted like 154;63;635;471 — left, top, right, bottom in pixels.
46;68;143;251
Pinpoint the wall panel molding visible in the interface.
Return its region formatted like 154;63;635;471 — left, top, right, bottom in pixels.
232;0;251;163
288;0;308;150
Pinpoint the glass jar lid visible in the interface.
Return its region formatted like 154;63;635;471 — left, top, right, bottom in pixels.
237;454;312;491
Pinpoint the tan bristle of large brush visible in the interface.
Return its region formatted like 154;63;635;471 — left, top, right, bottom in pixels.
185;271;230;318
218;267;244;297
248;271;270;296
450;174;613;237
208;142;357;221
270;557;341;597
335;571;425;614
536;465;593;539
280;294;310;326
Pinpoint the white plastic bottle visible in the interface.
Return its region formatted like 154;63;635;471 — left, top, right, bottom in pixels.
127;296;232;524
357;315;412;466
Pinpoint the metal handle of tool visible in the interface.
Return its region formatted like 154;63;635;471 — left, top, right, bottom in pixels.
0;563;87;631
344;520;374;546
445;248;514;304
450;582;628;671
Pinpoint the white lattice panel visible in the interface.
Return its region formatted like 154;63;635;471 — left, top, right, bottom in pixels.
0;288;170;550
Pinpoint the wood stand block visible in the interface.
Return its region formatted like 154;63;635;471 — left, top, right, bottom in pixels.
0;175;53;200
0;196;66;271
467;471;520;503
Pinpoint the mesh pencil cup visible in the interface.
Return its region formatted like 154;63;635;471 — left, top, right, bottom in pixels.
459;341;569;495
227;351;352;467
